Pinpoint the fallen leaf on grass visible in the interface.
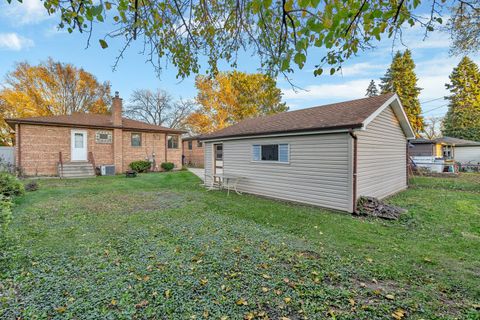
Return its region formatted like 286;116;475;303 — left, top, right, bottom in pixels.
236;298;248;306
110;299;117;306
135;300;149;308
54;306;66;313
284;297;291;304
200;278;209;286
244;312;254;320
385;294;395;300
262;274;271;279
348;298;355;306
392;308;406;319
261;287;269;293
164;289;171;298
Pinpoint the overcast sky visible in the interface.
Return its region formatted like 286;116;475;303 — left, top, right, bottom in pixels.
1;0;479;118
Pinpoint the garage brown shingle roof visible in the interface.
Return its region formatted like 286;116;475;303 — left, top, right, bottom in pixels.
5;113;185;134
199;93;396;140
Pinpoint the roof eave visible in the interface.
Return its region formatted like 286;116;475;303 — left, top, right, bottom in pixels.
199;124;363;142
6;119;186;134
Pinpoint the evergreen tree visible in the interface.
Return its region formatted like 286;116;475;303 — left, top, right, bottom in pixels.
380;50;423;135
365;80;379;97
442;57;480;141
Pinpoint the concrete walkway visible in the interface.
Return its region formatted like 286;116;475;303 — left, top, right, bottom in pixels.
187;168;205;181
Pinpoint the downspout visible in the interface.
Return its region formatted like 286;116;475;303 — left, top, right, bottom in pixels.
164;133;168;163
406;142;409;186
17;124;21;173
348;129;358;213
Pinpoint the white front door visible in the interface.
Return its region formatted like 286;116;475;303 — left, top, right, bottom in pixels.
71;130;87;161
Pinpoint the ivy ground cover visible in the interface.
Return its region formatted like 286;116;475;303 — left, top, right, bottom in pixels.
1;172;479;319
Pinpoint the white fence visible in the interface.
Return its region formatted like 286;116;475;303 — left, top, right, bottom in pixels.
0;147;15;170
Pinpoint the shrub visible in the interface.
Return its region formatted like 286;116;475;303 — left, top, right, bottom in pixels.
161;162;175;171
25;181;39;192
0;195;13;234
129;160;152;173
0;172;25;197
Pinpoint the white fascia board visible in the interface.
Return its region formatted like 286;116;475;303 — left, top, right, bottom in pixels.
201;128;351;143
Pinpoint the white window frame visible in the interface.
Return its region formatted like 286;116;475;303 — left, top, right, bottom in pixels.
251;143;290;164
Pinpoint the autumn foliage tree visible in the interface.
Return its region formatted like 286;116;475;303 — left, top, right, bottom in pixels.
442;57;480;141
185;71;287;134
0;58;111;145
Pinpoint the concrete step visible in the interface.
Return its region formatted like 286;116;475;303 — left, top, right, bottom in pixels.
58;162;95;178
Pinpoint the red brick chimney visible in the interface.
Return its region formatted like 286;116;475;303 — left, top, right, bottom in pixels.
112;91;122;126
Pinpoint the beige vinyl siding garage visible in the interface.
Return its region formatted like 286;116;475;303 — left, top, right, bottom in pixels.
455;146;480;163
356;106;407;199
206;133;353;212
204;141;213;184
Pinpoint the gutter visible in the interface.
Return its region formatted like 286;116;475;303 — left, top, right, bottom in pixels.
200;125;362;142
348;129;358;214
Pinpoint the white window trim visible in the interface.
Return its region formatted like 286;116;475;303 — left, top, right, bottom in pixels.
251;143;290;164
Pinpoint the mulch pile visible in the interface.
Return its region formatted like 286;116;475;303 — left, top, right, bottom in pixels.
355;196;406;220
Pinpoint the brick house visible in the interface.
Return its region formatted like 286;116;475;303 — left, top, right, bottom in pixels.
182;136;204;167
5;92;185;177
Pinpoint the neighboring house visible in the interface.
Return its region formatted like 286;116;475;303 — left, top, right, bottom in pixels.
199;93;415;213
409;138;454;159
182;136;204;167
438;137;480;164
408;138;456;173
6;92;185;177
409;136;480;164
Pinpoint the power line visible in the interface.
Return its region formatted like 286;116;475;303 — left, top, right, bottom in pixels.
421;104;449;115
420;97;445;104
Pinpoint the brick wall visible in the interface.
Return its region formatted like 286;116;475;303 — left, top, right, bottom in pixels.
18;125;113;176
17;124;182;176
122;132;182;171
182;139;204;167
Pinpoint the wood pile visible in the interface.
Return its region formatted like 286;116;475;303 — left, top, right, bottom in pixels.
355;196;406;220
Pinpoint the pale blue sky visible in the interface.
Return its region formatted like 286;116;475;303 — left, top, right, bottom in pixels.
1;0;479;118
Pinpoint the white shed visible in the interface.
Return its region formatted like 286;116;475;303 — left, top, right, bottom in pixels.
200;93;415;213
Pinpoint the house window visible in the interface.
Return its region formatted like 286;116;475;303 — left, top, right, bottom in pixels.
215;144;223;160
442;145;453;159
95;131;112;144
167;135;179;149
188;141;193;150
131;133;142;147
252;144;289;163
197;141;203;148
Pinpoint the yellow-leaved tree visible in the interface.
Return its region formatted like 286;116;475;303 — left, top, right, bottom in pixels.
185;71;287;134
0;58;111;145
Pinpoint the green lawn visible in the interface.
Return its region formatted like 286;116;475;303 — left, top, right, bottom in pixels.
1;172;479;319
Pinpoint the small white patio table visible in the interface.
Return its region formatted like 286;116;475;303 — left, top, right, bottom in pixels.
212;173;243;195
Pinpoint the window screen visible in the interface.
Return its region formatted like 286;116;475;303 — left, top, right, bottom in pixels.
188;141;193;150
131;133;141;147
168;135;179;149
252;144;289;162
